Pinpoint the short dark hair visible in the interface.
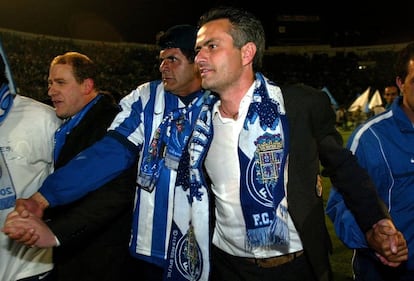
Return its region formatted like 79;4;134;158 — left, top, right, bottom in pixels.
156;24;198;62
197;6;265;71
395;41;414;82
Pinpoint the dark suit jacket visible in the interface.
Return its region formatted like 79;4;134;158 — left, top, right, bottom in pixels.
281;83;389;281
44;93;139;281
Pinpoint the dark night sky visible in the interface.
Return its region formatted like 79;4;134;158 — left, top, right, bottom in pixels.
0;0;411;45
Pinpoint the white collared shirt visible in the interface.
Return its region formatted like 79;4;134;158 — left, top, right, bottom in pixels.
205;84;303;258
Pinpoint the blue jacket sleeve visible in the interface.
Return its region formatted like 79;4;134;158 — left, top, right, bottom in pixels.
39;131;139;207
325;127;382;249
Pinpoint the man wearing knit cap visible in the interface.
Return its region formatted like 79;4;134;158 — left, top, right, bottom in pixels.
158;24;197;51
4;25;216;281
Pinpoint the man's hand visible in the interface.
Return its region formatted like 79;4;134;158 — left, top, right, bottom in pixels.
15;192;49;219
2;210;57;248
366;218;408;267
2;210;40;246
1;192;51;247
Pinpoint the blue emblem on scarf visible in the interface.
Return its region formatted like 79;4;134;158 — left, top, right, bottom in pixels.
240;73;290;248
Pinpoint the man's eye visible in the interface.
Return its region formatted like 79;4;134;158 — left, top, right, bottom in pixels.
160;57;177;64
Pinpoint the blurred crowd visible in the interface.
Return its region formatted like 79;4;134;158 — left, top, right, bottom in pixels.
0;28;404;107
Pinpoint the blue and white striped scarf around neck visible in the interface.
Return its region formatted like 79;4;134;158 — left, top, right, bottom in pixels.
239;74;290;248
166;93;217;281
133;87;217;281
180;73;289;279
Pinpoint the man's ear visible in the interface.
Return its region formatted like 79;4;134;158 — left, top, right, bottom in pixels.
241;42;256;66
83;78;95;94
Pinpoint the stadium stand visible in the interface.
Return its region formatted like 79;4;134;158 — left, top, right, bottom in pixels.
0;27;409;108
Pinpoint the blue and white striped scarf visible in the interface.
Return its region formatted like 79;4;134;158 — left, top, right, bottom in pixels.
163;93;217;281
132;88;217;281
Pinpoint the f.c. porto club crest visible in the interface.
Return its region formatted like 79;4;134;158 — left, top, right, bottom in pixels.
175;225;202;280
247;133;283;206
167;225;202;281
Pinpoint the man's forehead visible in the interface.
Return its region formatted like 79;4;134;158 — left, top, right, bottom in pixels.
159;48;183;57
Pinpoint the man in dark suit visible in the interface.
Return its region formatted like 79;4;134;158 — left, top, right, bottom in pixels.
187;6;408;281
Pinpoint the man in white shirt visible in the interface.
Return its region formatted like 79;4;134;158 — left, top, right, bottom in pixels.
0;39;61;281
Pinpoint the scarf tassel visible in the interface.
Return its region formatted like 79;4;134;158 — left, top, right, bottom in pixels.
269;206;289;246
247;227;274;248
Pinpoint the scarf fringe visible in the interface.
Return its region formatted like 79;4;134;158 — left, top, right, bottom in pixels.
269;208;289;246
247;227;275;248
246;208;289;249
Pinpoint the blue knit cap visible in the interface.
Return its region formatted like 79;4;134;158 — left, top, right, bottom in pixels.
157;24;197;53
